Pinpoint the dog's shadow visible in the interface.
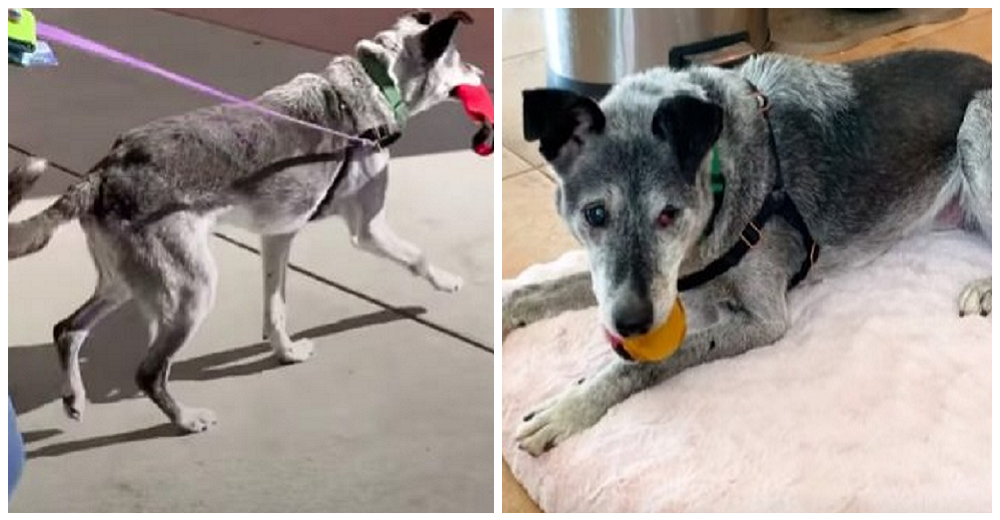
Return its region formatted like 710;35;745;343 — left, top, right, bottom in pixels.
10;302;425;456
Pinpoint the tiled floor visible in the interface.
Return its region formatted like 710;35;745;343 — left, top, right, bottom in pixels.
501;7;992;512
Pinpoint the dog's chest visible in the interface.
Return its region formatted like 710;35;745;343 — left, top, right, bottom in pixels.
218;150;389;234
335;149;389;198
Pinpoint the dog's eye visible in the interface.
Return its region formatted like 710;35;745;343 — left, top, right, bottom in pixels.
583;204;609;228
657;207;679;228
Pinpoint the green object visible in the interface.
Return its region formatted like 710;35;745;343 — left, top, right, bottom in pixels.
710;146;725;195
699;146;726;243
358;52;408;124
8;9;56;67
8;8;36;48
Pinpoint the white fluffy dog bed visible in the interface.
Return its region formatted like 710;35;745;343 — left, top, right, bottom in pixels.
502;231;990;512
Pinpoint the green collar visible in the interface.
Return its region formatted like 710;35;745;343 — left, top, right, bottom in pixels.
701;146;725;242
710;146;725;195
358;53;408;124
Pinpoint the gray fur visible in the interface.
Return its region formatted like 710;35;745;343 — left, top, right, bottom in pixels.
511;49;991;456
9;11;482;432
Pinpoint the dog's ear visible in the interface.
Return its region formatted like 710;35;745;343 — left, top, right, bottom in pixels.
421;11;473;62
408;10;433;25
652;95;723;184
523;88;605;162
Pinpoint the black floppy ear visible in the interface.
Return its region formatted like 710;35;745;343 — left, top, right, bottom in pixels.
522;88;605;162
421;10;473;62
651;95;723;183
409;10;433;25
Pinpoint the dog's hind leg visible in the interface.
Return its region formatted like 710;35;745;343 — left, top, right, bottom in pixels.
956;89;991;317
53;225;130;420
126;217;219;433
54;279;129;421
261;232;314;364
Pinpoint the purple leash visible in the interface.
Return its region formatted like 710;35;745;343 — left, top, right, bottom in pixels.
36;21;377;148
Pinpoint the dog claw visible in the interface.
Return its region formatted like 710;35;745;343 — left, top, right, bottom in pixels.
61;394;84;421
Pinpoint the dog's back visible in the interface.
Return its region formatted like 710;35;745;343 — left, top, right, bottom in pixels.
740;50;991;247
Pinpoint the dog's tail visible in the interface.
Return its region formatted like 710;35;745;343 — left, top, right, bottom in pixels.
8;157;47;212
9;165;98;260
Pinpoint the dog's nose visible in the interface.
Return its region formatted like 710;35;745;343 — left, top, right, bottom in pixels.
613;297;654;338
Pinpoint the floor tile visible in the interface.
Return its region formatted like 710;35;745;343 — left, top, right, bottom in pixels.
813;33;904;63
887;7;983;43
502;169;578;278
502;460;542;512
898;14;993;59
502;147;532;179
501;8;545;59
501;50;548;168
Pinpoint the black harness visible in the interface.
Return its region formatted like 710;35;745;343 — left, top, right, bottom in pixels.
246;122;399;223
677;84;820;292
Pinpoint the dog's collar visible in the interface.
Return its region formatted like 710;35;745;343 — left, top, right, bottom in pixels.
679;82;820;292
700;146;726;240
358;52;408;124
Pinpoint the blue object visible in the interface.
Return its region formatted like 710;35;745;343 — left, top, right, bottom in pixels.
8;397;24;497
9;39;57;67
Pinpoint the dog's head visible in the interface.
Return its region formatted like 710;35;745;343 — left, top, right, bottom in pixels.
355;10;483;117
523;74;723;339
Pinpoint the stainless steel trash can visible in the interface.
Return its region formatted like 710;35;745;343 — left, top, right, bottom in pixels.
544;8;769;97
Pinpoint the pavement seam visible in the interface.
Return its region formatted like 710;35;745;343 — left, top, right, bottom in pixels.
8;142;494;355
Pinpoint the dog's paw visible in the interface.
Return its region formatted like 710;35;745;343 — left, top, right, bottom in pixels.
176;407;218;434
959;277;991;317
275;338;315;364
430;269;464;293
515;385;603;457
61;393;85;421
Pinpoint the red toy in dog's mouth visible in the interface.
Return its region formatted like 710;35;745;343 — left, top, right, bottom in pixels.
452;84;494;156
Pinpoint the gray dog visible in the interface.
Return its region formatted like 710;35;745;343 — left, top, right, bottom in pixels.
506;50;991;456
9;11;484;433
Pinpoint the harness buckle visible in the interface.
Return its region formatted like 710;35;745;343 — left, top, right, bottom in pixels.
740;221;763;248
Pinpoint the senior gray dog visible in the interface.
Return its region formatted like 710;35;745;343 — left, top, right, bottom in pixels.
9;10;485;433
506;49;991;456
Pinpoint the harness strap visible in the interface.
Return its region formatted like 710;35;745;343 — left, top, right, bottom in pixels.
678;190;780;291
307;145;355;221
677;82;821;292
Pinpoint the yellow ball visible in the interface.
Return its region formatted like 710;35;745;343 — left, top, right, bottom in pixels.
611;300;687;363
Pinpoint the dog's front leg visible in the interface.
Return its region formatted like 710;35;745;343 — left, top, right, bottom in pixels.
502;272;595;339
353;211;463;293
516;291;789;457
261;233;314;364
